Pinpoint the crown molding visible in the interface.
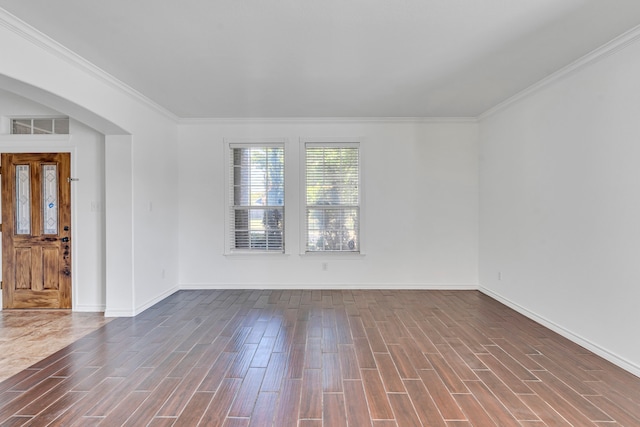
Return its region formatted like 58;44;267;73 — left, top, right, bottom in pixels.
479;24;640;121
178;116;478;125
0;8;178;123
9;4;637;125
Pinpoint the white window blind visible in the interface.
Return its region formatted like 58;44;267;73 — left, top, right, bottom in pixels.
229;144;284;252
305;143;359;252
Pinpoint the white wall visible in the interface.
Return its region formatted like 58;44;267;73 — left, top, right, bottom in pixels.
130;121;180;313
0;12;180;316
0;89;106;311
179;120;479;289
479;36;640;375
71;119;106;310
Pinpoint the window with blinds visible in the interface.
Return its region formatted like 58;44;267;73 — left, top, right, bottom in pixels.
229;144;284;252
305;142;360;252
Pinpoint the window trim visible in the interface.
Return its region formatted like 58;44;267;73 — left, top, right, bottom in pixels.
299;137;365;256
223;138;287;255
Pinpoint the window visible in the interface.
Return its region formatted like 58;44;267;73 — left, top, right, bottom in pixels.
11;117;70;135
304;142;360;252
227;143;284;253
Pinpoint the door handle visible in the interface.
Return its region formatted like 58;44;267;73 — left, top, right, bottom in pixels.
61;237;69;242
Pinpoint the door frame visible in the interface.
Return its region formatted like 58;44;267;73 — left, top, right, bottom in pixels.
0;136;77;310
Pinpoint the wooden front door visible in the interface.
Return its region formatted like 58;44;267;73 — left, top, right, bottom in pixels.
1;153;72;309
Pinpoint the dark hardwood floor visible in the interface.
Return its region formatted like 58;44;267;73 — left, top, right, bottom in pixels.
0;289;639;426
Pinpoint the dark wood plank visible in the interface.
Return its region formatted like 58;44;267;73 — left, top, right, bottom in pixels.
517;393;572;426
45;377;126;425
21;390;87;426
425;353;469;394
0;290;639;427
474;369;539;421
373;353;405;393
323;392;348;427
173;391;214;426
273;378;302;427
354;337;377;369
0;378;65;423
464;380;521;426
343;380;372;427
247;392;277;427
454;393;498;427
98;390;151;426
404;379;447;427
299;369;322;419
361;370;394;420
418;369;467;421
524;379;600;425
198;378;242;426
338;344;361;380
533;370;613;422
475;353;532;395
228;367;265;418
323;352;343;392
388;393;422;427
123;377;181;426
198;351;236;392
387;344;419;379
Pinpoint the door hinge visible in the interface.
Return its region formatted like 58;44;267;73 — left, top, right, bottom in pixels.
0;281;2;290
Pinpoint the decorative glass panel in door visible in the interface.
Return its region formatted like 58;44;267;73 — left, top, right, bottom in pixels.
15;165;30;235
42;164;58;235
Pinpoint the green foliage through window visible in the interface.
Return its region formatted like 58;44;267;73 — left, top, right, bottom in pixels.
230;145;284;251
305;144;359;252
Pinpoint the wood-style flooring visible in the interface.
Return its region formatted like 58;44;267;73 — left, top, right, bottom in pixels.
0;289;639;426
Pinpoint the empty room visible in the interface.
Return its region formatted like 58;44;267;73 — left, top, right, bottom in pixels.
1;0;640;425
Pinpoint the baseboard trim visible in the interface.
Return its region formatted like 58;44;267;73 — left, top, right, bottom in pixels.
479;286;640;378
133;286;180;316
104;286;180;317
179;283;479;290
74;304;106;312
104;308;135;318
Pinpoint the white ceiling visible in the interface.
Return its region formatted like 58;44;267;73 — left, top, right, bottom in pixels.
2;0;640;118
